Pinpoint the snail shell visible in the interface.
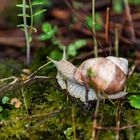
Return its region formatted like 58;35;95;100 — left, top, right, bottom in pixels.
47;49;128;102
74;56;128;94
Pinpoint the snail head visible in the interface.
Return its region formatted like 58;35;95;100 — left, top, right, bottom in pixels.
47;47;77;81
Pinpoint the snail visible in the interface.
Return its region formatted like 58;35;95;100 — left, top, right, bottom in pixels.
47;48;128;102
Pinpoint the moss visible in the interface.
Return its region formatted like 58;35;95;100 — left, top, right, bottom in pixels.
0;57;140;140
127;73;140;93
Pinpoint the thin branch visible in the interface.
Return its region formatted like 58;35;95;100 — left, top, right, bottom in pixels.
115;25;119;57
92;0;98;57
124;0;136;43
91;94;100;139
92;124;140;131
115;101;122;140
29;61;51;78
0;76;52;97
72;105;76;140
28;0;34;36
23;0;30;65
105;7;110;44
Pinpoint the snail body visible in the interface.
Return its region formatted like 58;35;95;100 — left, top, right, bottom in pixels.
48;48;128;102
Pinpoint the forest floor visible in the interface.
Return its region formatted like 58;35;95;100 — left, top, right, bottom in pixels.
0;0;140;139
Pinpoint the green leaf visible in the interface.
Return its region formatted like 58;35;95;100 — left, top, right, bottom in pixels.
16;4;30;8
86;16;92;30
39;34;48;41
86;14;102;31
28;35;32;43
32;2;46;6
49;50;62;60
42;23;52;33
18;14;30;18
0;106;3;112
40;23;57;40
128;95;140;109
33;9;47;17
64;127;72;140
95;13;102;31
113;0;123;13
17;25;37;33
67;44;77;56
2;96;10;104
67;39;87;57
17;24;30;28
17;27;25;32
74;39;87;49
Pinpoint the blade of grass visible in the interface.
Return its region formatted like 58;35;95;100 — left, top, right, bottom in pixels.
92;0;98;57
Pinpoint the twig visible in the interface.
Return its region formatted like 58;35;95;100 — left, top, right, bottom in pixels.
29;61;51;78
92;0;98;57
115;25;119;57
95;99;105;140
92;123;140;131
124;0;136;43
115;101;122;140
0;77;19;97
0;76;17;83
0;61;52;97
21;87;29;114
105;7;110;44
72;104;76;140
128;65;136;77
0;76;52;97
28;0;34;36
91;94;100;140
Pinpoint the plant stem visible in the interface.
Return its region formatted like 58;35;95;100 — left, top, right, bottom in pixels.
28;0;33;36
23;0;30;66
92;0;98;57
124;0;136;42
72;105;76;140
21;87;29;114
115;26;119;57
115;101;120;140
91;94;100;139
105;7;110;44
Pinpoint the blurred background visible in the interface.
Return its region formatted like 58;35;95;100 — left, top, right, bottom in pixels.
0;0;139;70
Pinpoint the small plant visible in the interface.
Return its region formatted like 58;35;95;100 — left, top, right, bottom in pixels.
64;127;73;140
0;96;10;120
127;73;140;109
39;22;87;60
128;95;140;109
17;0;47;65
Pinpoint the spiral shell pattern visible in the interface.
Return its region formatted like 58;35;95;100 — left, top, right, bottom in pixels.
74;57;128;94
